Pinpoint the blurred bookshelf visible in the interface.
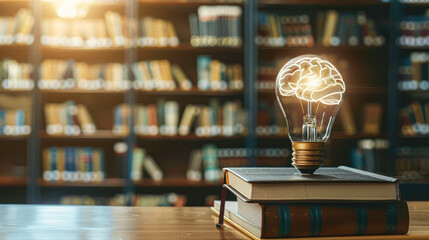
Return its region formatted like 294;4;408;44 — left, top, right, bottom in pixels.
0;0;428;206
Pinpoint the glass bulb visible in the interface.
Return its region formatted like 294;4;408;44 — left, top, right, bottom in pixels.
275;55;345;173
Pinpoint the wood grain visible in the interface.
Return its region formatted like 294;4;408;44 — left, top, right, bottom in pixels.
0;202;427;240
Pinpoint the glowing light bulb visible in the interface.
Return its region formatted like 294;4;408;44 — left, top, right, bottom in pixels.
53;0;93;20
275;55;346;174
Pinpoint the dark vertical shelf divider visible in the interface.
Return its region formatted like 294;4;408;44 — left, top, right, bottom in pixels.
244;0;258;166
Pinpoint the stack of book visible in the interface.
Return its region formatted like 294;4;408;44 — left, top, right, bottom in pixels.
130;147;163;181
42;147;105;182
138;17;179;47
41;11;127;47
397;146;429;181
187;146;290;182
257;13;313;47
132;60;191;91
398;52;429;91
400;100;429;136
0;59;33;90
189;5;242;47
213;167;409;239
197;55;243;91
0;8;34;45
0;109;31;136
399;16;429;47
316;10;385;47
44;101;96;136
39;59;130;91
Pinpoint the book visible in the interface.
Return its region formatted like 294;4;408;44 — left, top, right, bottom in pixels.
197;55;243;91
202;144;220;182
0;8;34;46
139;17;179;47
224;166;399;201
191;6;242;47
399;14;429;47
338;99;357;135
0;59;34;90
363;103;383;135
143;155;163;181
212;200;409;239
186;149;203;181
397;146;429;181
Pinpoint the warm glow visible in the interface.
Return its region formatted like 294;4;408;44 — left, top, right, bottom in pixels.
277;56;345;105
52;0;93;20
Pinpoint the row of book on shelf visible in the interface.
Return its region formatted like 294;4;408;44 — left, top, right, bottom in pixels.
189;6;242;47
257;99;384;136
0;109;30;136
213;166;408;238
10;56;243;92
257;10;385;48
399;52;429;91
114;99;246;137
350;138;390;175
400;100;429;136
399;14;429;47
0;9;34;46
397;146;429;181
186;145;289;182
60;193;186;207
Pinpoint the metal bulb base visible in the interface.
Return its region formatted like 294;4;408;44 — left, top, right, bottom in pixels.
291;142;325;175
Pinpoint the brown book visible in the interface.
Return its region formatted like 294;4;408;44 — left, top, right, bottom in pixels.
363;103;383;135
225;166;399;201
212;200;409;239
339;99;357;135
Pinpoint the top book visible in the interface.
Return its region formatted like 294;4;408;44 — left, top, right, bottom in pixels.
225;166;399;201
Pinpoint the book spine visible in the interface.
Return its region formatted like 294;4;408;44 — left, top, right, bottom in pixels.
260;201;409;238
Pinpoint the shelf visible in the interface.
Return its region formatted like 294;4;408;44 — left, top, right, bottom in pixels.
133;178;221;187
137;88;243;96
259;45;388;51
139;0;243;7
40;131;126;140
400;135;429;139
42;45;127;52
138;44;243;52
137;134;246;141
259;0;389;6
400;46;429;50
0;135;30;140
43;0;125;7
39;178;125;187
0;89;32;94
41;89;127;94
0;177;27;187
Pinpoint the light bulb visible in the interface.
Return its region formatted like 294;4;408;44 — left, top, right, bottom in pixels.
275;55;346;174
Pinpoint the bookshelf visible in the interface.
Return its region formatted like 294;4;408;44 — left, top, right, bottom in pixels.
0;0;427;205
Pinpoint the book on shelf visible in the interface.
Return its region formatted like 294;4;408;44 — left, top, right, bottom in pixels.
197;55;243;91
338;99;357;136
187;145;290;182
0;59;34;90
319;10;385;47
225;166;399;201
400;100;429;136
399;15;429;47
363;103;383;135
189;6;242;48
60;193;186;207
398;52;429;91
39;59;131;91
397;147;429;181
0;108;31;136
213;166;408;239
138;17;179;47
257;100;287;136
0;8;34;46
350;139;389;175
41;11;126;48
44;101;96;136
202;144;220;182
134;99;246;137
42;146;105;182
132;60;192;91
257;12;313;47
212;200;409;239
130;147;163;181
113;103;130;135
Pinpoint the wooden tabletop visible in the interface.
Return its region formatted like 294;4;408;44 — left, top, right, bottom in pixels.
0;202;427;240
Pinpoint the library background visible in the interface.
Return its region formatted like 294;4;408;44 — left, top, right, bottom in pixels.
0;0;427;206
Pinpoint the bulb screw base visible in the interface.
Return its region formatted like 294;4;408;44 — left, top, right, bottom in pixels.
292;142;325;175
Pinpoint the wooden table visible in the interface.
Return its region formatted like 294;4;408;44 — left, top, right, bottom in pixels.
0;202;427;240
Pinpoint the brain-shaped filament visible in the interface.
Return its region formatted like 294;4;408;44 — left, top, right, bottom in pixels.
277;56;345;105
